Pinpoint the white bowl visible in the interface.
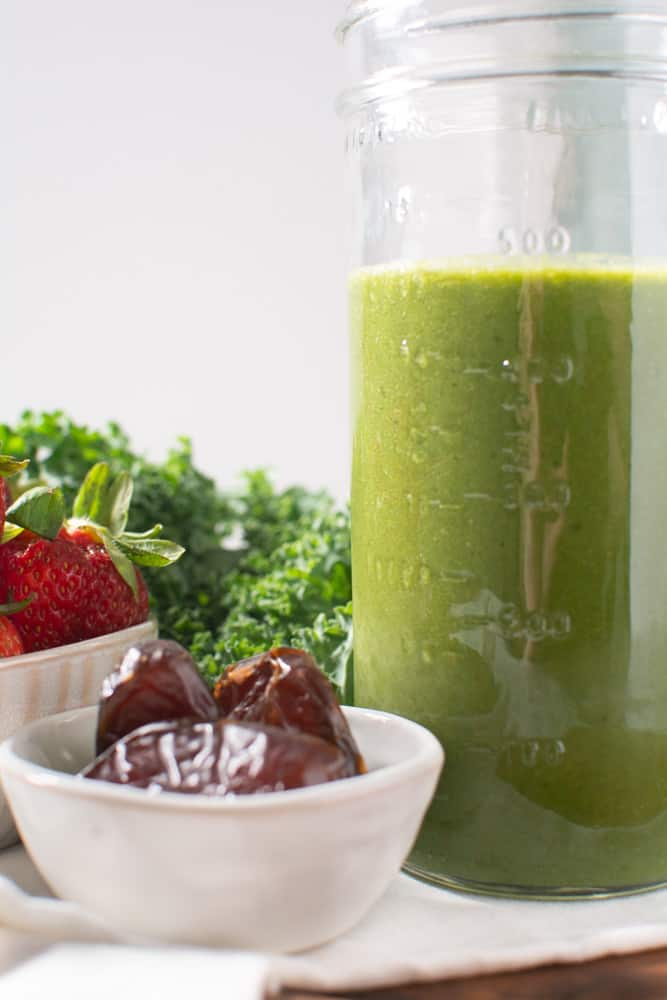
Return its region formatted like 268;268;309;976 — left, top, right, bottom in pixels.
0;620;157;848
0;703;444;953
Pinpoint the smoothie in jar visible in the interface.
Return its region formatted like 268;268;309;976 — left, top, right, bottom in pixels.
350;259;667;893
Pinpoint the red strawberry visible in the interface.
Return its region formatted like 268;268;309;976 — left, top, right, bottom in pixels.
59;528;150;640
0;615;24;657
0;533;96;652
0;463;184;652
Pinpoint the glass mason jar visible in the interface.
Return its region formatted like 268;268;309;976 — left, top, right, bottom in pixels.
338;0;667;897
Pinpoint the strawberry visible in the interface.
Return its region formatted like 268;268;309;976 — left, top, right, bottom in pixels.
59;529;150;639
0;618;23;657
0;597;40;657
0;605;25;657
0;533;96;651
0;463;184;651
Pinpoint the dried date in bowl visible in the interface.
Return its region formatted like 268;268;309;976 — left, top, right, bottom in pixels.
83;716;358;794
0;704;443;951
95;639;218;754
214;646;366;773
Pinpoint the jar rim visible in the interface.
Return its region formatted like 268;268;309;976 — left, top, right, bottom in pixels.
337;0;667;117
337;0;667;42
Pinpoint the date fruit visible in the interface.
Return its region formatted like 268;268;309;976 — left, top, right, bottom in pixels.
96;639;218;755
82;717;357;795
214;646;366;773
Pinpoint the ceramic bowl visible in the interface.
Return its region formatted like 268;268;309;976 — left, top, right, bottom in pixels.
0;703;444;953
0;620;157;848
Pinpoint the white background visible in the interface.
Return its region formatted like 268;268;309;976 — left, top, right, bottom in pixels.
3;0;350;501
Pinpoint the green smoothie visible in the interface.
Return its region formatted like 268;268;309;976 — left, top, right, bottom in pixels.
350;258;667;894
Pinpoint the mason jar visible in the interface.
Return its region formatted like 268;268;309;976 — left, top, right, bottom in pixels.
338;0;667;897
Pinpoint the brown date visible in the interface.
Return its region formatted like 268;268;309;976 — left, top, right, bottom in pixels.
213;646;366;774
82;717;356;794
96;639;218;755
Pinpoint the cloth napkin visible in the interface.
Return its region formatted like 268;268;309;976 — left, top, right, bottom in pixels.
3;845;667;995
0;945;274;1000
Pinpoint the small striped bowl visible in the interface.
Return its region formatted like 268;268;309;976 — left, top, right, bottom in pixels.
0;618;157;848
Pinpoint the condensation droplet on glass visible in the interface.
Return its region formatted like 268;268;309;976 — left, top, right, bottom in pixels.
375;558;383;582
552;355;574;384
411;450;426;464
640;113;650;129
654;99;667;134
399;338;410;359
419;565;431;585
402;563;415;589
421;646;433;665
405;492;414;507
415;350;428;369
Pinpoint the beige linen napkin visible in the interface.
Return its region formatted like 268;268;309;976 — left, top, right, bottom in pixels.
2;845;667;994
0;945;274;1000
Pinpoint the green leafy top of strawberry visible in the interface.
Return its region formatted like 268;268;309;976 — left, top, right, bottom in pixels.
4;486;65;540
3;463;185;599
0;456;29;480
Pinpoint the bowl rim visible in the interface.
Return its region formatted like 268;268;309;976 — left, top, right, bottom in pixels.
0;704;444;815
0;618;158;673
